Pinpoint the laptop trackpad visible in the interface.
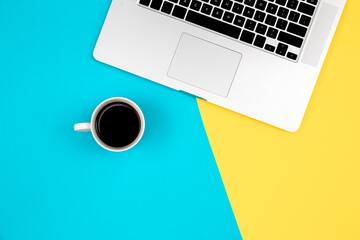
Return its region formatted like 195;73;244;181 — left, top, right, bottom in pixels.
168;33;242;97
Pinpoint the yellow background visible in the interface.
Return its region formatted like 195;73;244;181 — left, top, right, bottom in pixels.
198;1;360;239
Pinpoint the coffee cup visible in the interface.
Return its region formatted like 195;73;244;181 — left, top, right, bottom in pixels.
74;97;145;152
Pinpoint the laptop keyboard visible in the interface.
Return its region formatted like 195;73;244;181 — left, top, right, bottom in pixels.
137;0;319;62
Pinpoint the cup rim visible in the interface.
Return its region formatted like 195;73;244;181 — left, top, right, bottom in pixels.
90;97;145;152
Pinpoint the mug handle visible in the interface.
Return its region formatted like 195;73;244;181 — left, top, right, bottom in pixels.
74;123;91;132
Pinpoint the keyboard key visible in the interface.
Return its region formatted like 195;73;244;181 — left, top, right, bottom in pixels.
278;31;303;47
223;11;235;22
244;0;255;7
161;1;174;13
265;44;275;52
287;22;307;37
179;0;191;7
243;7;255;18
169;0;178;3
288;11;300;22
210;0;221;6
190;0;202;11
266;27;278;38
212;7;224;18
255;0;267;10
298;2;315;16
265;15;277;26
234;15;246;26
240;30;255;44
186;10;242;38
307;0;318;5
277;7;289;18
254;11;266;22
139;0;151;6
286;0;299;10
266;3;278;14
276;43;288;56
299;15;311;26
275;0;286;6
172;5;187;18
276;19;288;30
254;35;266;48
287;52;298;60
150;0;163;10
232;3;244;14
244;19;256;30
200;3;213;14
255;23;267;34
221;0;233;10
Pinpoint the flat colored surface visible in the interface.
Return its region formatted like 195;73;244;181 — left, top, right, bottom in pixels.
198;1;360;240
0;1;241;239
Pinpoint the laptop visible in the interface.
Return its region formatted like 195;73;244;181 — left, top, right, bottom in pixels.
94;0;346;132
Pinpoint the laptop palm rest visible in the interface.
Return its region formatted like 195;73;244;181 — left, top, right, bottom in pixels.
167;33;242;97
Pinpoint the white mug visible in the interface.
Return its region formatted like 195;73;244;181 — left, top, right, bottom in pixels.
74;97;145;152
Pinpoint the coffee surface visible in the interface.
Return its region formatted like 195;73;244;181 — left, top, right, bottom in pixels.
95;102;140;148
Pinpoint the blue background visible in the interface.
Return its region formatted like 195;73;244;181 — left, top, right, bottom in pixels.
0;0;241;239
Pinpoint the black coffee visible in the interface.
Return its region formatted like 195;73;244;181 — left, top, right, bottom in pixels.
95;102;141;148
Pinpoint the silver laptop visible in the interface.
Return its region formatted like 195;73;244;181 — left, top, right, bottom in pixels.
94;0;346;132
